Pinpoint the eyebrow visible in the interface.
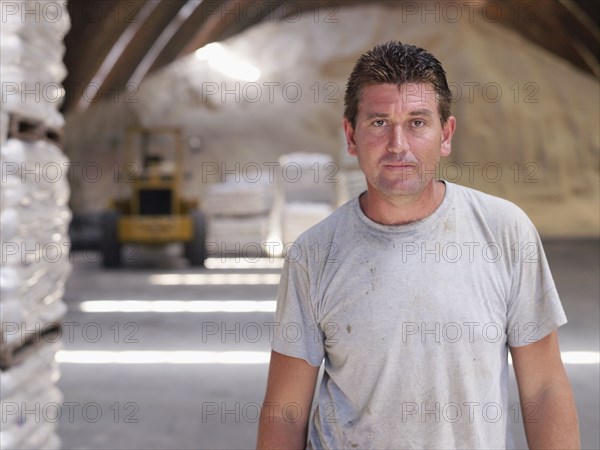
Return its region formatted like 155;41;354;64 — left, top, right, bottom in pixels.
364;109;434;119
408;109;434;117
364;112;390;119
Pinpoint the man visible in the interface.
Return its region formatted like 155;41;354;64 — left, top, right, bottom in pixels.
257;41;579;449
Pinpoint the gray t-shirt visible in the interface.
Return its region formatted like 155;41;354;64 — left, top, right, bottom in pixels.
272;180;567;449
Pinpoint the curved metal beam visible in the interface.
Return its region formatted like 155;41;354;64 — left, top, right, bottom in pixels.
76;0;161;111
128;1;204;86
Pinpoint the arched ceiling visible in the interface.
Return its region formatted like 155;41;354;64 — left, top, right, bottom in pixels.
62;0;599;113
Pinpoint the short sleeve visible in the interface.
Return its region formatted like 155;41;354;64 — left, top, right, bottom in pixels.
506;216;567;347
272;257;325;366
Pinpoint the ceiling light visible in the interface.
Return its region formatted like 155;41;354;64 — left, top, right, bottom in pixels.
195;42;260;81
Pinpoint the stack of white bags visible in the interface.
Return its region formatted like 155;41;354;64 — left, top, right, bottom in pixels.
278;152;336;244
1;139;72;339
0;0;70;128
204;180;274;257
0;343;63;449
0;1;72;448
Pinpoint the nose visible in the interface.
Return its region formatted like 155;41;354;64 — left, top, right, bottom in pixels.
387;124;408;154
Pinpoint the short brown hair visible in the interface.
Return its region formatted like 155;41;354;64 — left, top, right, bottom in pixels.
344;41;452;127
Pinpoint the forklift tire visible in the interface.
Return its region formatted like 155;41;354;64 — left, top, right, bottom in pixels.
185;210;207;267
101;211;122;268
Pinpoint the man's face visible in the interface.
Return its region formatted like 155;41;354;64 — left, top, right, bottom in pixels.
344;83;455;199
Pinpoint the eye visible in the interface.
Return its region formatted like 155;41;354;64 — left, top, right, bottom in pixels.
412;119;425;128
373;120;386;127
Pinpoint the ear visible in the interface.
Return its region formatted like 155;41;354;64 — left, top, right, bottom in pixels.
343;117;357;156
440;116;456;157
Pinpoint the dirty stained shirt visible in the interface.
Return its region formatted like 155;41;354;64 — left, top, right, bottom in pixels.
272;180;567;449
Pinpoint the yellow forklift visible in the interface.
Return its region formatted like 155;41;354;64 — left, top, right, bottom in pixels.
101;127;206;267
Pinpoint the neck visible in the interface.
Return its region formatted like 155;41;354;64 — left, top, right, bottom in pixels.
360;180;446;225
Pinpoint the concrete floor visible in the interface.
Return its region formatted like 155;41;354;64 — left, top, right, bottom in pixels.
57;240;599;449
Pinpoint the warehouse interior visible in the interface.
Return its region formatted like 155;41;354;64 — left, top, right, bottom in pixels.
1;0;599;448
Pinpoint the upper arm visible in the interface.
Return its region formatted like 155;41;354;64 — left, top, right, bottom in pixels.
257;351;320;448
262;350;320;422
510;330;569;399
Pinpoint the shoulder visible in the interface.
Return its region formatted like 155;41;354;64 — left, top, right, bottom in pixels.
447;182;540;243
450;182;534;225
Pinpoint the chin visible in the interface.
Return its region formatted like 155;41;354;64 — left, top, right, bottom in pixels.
372;176;427;196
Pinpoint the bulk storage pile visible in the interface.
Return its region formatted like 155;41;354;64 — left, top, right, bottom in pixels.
0;1;71;449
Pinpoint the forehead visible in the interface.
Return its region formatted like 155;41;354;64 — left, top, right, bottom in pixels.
358;83;438;114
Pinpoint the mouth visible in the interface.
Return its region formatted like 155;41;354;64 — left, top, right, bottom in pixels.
382;163;417;171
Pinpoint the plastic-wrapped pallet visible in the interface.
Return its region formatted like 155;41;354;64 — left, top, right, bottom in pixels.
204;180;274;216
281;202;333;245
337;128;360;171
277;152;337;204
204;180;274;257
207;215;271;258
337;169;367;205
274;153;337;247
0;2;71;449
